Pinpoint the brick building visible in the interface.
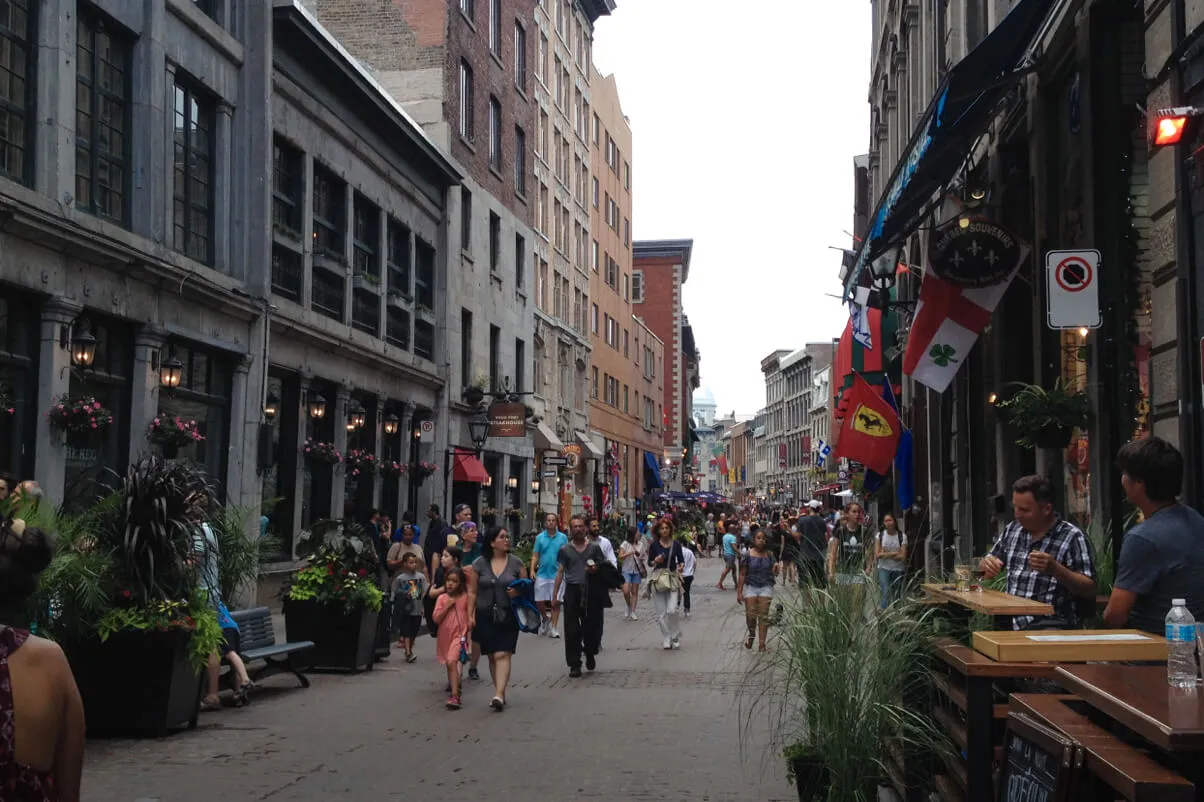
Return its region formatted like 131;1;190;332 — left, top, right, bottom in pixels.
632;239;696;491
588;65;664;513
306;0;540;522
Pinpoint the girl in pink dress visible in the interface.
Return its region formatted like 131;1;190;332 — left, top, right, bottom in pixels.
432;568;470;709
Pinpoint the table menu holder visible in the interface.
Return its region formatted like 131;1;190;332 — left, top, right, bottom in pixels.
998;711;1080;802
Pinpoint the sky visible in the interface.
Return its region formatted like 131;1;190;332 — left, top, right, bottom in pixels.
592;1;871;420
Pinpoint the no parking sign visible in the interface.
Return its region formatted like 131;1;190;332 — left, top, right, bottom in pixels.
1045;249;1101;330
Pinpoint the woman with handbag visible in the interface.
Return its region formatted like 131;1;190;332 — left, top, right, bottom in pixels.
466;527;527;712
647;518;685;650
737;527;780;652
618;526;645;620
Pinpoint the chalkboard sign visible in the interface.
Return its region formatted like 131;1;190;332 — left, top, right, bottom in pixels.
997;712;1078;802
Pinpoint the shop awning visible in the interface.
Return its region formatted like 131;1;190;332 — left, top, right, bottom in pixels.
452;449;490;483
534;420;564;451
841;0;1055;299
575;431;604;459
643;452;663;489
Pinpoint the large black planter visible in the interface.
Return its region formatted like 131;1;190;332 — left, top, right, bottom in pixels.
1033;424;1074;450
788;755;830;802
68;627;203;737
374;596;393;661
283;598;378;672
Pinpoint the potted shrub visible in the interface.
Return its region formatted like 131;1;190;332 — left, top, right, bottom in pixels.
994;380;1091;449
146;416;205;459
410;460;438;483
28;457;224;736
746;579;946;801
379;459;408;479
303;438;341;467
282;519;383;672
344;449;377;478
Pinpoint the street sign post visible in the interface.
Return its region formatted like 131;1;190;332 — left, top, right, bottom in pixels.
542;456;569;467
1045;249;1102;329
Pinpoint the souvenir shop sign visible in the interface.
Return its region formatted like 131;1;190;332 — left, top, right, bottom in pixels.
929;218;1021;288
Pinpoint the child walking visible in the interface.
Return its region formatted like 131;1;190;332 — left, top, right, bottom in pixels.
432;566;470;709
392;552;428;662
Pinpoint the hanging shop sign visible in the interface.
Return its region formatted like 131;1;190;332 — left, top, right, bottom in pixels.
487;401;526;437
929;218;1021;288
561;443;582;470
1045;249;1101;329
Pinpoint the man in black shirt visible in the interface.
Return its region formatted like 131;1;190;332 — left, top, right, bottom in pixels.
796;505;829;588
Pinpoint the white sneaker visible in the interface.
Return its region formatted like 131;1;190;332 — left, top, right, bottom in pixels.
623;611;632;620
550;628;561;639
684;611;691;619
539;619;549;636
671;636;681;649
663;637;672;650
630;613;639;621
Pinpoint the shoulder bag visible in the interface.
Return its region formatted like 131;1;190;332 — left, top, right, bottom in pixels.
651;543;682;593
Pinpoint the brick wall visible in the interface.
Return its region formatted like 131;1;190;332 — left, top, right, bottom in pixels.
634;255;680;453
314;0;535;224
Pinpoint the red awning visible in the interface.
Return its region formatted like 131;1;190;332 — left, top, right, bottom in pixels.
452;449;490;483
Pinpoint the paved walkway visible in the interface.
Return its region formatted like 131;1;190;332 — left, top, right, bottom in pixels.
82;558;796;801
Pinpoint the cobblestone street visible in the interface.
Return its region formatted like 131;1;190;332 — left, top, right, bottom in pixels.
82;559;796;801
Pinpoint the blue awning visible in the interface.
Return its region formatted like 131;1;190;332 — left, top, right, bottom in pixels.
643;452;663;489
842;0;1054;299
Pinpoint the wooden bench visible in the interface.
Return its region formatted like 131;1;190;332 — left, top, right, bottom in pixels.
229;607;314;688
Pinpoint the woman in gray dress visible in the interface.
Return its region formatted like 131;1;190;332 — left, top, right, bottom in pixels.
466;527;528;711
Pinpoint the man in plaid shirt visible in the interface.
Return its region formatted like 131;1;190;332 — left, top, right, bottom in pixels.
979;475;1096;630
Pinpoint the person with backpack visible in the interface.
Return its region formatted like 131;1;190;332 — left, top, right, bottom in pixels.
874;513;908;608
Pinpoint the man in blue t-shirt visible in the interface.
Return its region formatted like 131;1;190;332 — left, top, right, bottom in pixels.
1105;436;1204;633
717;525;739;590
531;513;568;638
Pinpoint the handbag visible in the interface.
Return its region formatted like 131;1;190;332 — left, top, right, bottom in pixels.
652;568;682;593
458;636;470;664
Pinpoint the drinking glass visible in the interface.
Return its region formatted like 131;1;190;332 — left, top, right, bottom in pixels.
1196;624;1204;684
955;565;971;593
969;568;985;592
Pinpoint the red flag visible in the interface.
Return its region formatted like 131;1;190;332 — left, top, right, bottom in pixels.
831;372;901;475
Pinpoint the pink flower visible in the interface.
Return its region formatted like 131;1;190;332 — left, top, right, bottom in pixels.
93;401;101;410
91;423;98;429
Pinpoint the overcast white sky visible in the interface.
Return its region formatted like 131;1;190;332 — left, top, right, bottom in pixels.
592;1;871;420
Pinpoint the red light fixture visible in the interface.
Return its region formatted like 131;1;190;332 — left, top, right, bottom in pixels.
1155;116;1189;146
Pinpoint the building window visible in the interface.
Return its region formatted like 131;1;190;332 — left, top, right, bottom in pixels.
605;253;617;289
623;328;629;357
386;307;410;350
514;21;527;90
489;324;501;390
591;302;598;334
460;186;472;250
591;239;598;272
155;340;232;491
514;232;526;290
461;309;473;387
272;137;303;234
624;217;630;247
76;11;130;224
591;366;598;398
172;80;214;264
538;33;548;84
387;218;411;297
311;164;345;258
592;177;598;208
414;319;435;361
352;194;379;279
515;338;526;393
632;269;644;303
514;125;526;195
622;272;629;301
415;238;435;309
554;57;563;109
459;0;474;21
0;0;32;184
538;109;548;159
271;244;302;301
459;60;474;140
488;95;502;171
624;160;630;190
489;211;501;272
489;0;501;54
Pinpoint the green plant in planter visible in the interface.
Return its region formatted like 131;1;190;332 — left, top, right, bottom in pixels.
286;519;384;613
994;380;1091;448
743;576;948;801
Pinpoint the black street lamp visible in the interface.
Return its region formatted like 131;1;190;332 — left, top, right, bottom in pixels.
160;350;184;390
308;393;328;420
70;322;97;368
468;411;491;452
383;412;400;436
264;392;280;421
348;401;367;430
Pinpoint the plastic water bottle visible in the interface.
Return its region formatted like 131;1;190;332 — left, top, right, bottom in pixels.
1166;599;1198;688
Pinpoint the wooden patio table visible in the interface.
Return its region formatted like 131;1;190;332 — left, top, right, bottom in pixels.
1055;664;1204;752
921;582;1055;617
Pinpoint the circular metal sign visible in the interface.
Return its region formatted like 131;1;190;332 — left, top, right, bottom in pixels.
928;218;1021;288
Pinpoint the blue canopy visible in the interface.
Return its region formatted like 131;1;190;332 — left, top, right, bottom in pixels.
842;0;1054;299
643;451;663;489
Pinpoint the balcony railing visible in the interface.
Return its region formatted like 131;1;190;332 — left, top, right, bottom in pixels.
351;290;380;337
271;246;303;302
311;265;345;322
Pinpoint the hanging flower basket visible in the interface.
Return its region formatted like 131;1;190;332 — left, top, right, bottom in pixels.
47;394;114;435
379;460;408;479
146;417;205;449
410;461;438;481
345;449;377;477
303;438;341;466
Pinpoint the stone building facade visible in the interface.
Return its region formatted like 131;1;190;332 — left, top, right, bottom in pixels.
306;0;541;525
0;0;461;583
759;349;791;501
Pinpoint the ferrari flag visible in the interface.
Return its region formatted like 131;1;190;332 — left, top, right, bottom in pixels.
832;372;901;475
